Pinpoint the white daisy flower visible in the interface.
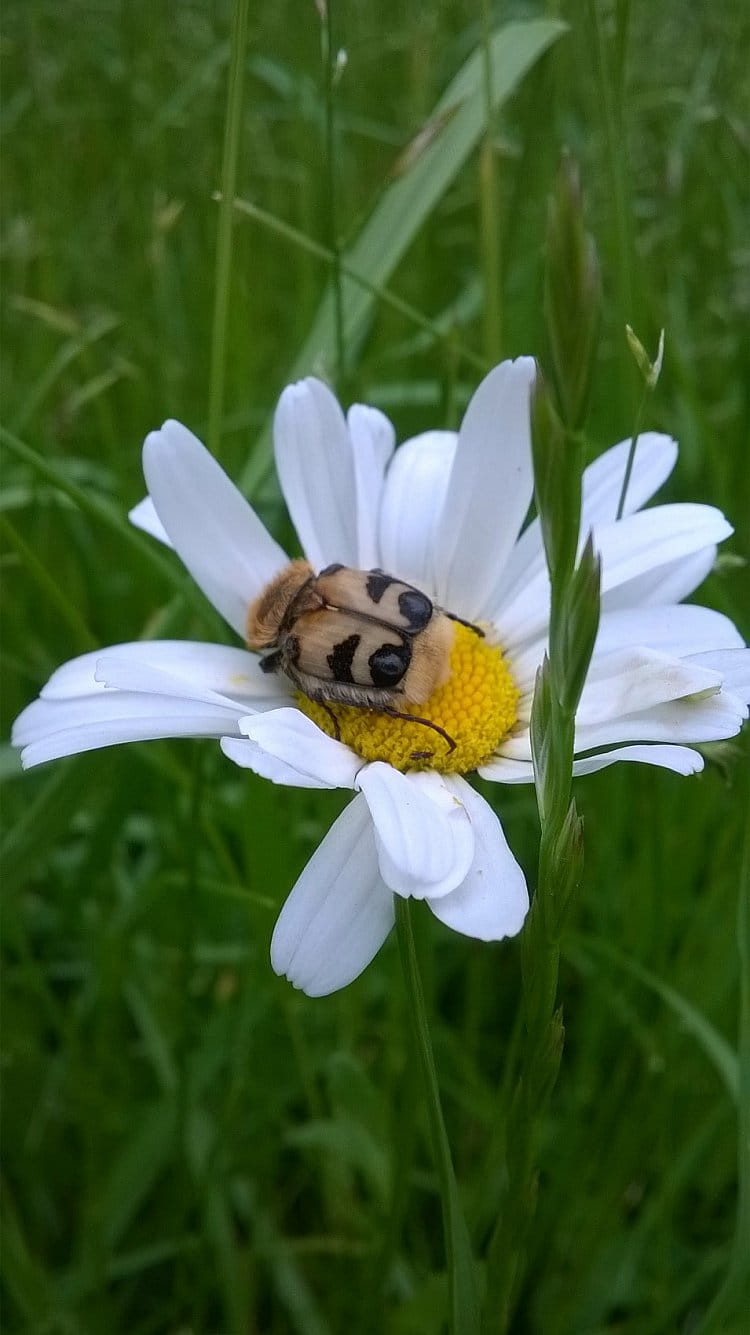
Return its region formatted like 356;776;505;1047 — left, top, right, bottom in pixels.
12;360;749;996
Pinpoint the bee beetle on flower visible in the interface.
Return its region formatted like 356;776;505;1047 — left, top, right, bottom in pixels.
248;557;484;757
12;360;749;996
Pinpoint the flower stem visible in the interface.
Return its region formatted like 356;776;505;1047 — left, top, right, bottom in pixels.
207;0;250;459
394;897;479;1335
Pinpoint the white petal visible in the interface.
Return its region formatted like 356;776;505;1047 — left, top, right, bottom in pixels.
498;504;731;650
128;496;172;547
427;778;528;940
490;431;677;620
273;378;359;571
142;420;289;638
592;504;731;599
270;794;395;996
220;736;338;788
477;755;535;784
573;693;747;750
571;744;704;777
347;403;396;568
93;656;250;711
594;605;744;658
13;692;241;769
574;648;723;728
378;430;457;594
686;648;750;702
501;689;747;760
578;432;678;526
226;708;361;788
40;640;290;707
434;357;536;619
601;545;717;612
356;763;474;899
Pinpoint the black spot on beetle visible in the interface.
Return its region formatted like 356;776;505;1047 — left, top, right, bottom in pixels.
327;634;360;682
366;570;397;603
369;640;411;687
398;588;432;630
319;562;345;576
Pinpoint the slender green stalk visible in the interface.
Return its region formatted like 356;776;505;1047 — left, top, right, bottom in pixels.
478;0;502;362
207;0;250;458
615;382;648;520
227;195;487;372
177;745;205;1149
588;0;633;333
618;325;665;519
321;0;345;388
395;898;479;1335
0;424;209;620
0;514;97;652
483;160;602;1322
696;763;750;1331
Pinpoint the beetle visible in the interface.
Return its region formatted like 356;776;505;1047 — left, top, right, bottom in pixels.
246;560;483;756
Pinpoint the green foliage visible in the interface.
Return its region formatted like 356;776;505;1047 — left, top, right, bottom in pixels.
1;2;748;1334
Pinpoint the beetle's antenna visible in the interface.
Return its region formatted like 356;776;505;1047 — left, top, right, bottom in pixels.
445;611;485;638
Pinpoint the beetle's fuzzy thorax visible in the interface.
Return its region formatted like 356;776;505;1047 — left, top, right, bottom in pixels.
246;559;314;648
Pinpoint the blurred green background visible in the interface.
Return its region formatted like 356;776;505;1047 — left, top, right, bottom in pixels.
1;2;748;1332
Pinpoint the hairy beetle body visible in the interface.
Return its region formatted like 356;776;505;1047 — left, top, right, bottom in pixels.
247;560;482;754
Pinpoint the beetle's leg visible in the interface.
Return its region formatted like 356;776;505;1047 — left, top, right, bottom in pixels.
319;701;341;741
382;707;456;754
445;611;485;638
259;649;283;674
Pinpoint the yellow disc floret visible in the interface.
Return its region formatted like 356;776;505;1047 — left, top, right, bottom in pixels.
299;622;519;774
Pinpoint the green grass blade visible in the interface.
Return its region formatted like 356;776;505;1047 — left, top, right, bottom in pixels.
240;18;566;491
569;933;739;1104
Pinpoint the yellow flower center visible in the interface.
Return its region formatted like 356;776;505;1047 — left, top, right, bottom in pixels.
299;622;519;774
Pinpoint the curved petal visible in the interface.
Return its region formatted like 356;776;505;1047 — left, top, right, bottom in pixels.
378;430;457;595
40;640;289;708
347;402;396;568
596;505;731;597
143;420;289;638
128;496;172;546
356;763;474;899
593;604;744;658
225;708;361;789
434;357;536;619
270;794;395;996
427;778;528;940
502;683;747;761
571;744;704;777
478;755;535;784
572;693;747;750
498;504;732;651
686;648;750;703
490;431;677;621
601;545;717;611
13;692;242;769
575;648;723;728
579;432;678;526
273;377;359;571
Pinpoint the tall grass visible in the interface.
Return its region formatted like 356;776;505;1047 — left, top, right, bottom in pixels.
1;2;748;1332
